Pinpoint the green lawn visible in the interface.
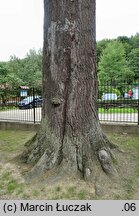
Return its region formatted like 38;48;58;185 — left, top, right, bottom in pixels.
0;106;17;111
98;107;138;113
0;106;138;114
0;130;139;199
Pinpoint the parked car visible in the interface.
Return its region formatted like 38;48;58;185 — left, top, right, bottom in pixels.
123;93;130;99
102;93;118;101
132;87;139;99
18;96;43;109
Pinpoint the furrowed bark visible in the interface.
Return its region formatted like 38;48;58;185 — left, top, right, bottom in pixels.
21;0;117;182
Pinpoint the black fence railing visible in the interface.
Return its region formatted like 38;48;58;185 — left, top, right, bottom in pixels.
0;88;42;123
98;81;139;124
0;82;139;124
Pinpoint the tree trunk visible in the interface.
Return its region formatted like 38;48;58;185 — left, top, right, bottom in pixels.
21;0;117;182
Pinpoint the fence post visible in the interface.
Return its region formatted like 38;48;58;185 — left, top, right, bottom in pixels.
33;88;36;124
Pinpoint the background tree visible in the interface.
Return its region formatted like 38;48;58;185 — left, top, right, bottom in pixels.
6;49;42;88
2;34;138;89
22;49;42;88
128;48;139;79
6;56;26;87
21;0;117;185
117;36;132;57
0;63;10;104
96;39;111;66
98;40;134;83
130;33;139;49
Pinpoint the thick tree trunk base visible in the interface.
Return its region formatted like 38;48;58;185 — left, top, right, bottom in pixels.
20;119;118;185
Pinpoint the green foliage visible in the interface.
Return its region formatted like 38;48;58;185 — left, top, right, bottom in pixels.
21;49;42;88
130;33;139;48
117;36;133;57
98;85;121;99
128;48;139;79
96;39;112;66
98;41;134;83
0;63;9;85
0;33;138;90
1;49;42;89
111;88;121;96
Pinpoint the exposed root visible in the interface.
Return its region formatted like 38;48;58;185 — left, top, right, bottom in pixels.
19;122;119;185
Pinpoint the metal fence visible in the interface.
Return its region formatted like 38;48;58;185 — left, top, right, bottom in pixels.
0;82;139;124
0;88;42;123
98;81;139;124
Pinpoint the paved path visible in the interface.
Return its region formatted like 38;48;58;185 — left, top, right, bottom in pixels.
0;108;138;123
0;108;42;122
99;112;138;123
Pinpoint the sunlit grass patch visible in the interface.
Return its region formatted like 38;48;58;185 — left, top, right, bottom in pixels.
0;130;36;152
99;108;137;113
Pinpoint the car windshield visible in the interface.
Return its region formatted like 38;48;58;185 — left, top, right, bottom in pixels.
22;97;33;103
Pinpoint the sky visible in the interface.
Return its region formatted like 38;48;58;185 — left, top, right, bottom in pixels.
0;0;139;61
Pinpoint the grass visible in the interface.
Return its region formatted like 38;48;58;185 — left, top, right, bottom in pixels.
0;106;17;111
124;178;134;195
0;130;35;152
107;133;139;150
135;167;139;177
46;184;93;200
0;107;137;114
7;180;19;193
0;130;139;199
98;107;138;113
0;170;24;197
107;133;139;199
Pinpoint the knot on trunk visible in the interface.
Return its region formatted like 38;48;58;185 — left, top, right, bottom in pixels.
98;149;112;174
98;149;110;163
85;168;91;177
51;97;63;106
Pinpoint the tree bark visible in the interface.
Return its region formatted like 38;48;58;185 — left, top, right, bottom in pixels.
21;0;117;181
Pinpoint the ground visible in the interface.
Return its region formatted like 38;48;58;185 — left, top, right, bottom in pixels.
0;129;139;199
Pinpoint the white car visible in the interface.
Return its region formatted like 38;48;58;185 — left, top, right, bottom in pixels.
102;93;118;101
132;87;139;99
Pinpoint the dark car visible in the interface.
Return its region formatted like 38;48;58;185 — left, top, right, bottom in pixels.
18;96;43;109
